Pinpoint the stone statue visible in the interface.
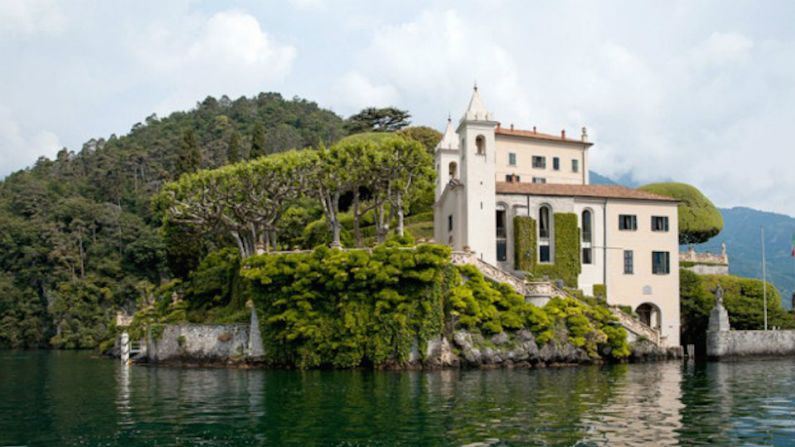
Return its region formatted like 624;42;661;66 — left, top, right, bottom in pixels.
714;284;724;306
721;242;727;258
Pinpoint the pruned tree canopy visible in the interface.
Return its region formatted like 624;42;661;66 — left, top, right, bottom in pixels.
639;182;723;245
344;107;411;134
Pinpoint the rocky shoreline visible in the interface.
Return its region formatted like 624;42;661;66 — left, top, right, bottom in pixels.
125;328;682;369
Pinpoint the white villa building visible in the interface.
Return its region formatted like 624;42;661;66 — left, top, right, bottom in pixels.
433;87;681;346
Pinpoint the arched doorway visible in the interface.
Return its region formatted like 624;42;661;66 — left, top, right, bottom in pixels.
636;303;661;330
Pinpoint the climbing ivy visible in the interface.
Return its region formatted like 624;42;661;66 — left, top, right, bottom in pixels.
242;243;449;368
239;242;628;368
513;216;536;271
514;213;582;287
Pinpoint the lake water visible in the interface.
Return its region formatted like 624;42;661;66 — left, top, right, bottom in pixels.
1;352;795;446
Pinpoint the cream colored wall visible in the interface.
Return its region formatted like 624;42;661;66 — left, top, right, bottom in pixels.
494;135;588;185
605;200;680;346
434;185;464;250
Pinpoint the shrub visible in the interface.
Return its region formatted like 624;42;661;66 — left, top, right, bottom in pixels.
638;182;723;245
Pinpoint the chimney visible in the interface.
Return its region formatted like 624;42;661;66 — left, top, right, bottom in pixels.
532;126;537;134
496;122;501;129
561;129;566;139
581;126;588;142
510;123;514;130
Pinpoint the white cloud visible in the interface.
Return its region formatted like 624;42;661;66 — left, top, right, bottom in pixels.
133;10;297;113
336;72;399;111
0;0;67;37
288;0;327;12
0;106;61;176
690;32;754;67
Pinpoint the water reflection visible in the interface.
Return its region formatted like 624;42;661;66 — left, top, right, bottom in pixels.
2;352;795;446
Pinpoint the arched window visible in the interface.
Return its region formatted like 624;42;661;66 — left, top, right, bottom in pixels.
475;135;486;155
636;303;662;330
539;206;550;239
582;210;592;243
581;209;593;265
538;205;552;263
448;161;457;180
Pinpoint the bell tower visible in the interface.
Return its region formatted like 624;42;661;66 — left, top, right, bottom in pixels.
458;85;498;264
434;115;460;198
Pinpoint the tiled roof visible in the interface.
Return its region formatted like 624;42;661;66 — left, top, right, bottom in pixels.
495;126;594;146
495;182;678;202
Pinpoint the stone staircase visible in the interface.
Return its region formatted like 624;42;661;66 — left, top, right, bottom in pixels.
450;250;664;347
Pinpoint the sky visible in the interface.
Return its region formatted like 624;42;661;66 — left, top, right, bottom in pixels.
2;0;795;215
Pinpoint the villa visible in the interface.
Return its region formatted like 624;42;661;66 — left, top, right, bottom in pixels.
433;87;681;346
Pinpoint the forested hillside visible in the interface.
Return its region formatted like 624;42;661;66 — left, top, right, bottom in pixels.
0;93;348;349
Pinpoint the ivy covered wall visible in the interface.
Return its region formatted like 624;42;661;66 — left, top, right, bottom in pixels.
236;242;626;369
513;213;582;288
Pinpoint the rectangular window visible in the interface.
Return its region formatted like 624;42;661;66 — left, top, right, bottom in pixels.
624;250;634;274
448;215;453;232
553;157;560;171
509;152;516;166
618;214;637;231
497;241;507;262
532;156;546;169
652;251;670;274
651;216;669;232
572;159;580;173
532;177;546;184
582;247;592;265
539;245;551;263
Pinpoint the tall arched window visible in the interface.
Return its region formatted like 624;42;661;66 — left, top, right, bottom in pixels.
539;206;550;239
581;209;593;265
582;210;592;242
448;161;458;180
538;205;552;263
475;135;486;155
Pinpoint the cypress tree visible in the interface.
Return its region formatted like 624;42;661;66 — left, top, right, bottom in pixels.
227;131;241;164
250;123;267;159
176;129;201;175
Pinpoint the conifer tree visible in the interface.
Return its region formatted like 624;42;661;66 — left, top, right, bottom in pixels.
250;123;267;159
227;130;241;164
176;129;201;175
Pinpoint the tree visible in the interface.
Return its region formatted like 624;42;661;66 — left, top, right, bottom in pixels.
251;122;267;159
227;130;241;164
638;182;723;245
176;129;201;175
157;150;313;258
344;107;411;134
398;126;443;155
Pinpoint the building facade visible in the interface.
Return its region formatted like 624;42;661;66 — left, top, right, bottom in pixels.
434;87;681;346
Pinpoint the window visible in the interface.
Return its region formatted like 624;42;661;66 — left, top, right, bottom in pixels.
652;251;670;274
624;250;634;274
619;214;637;231
448;215;453;232
496;209;507;262
448;162;457;180
538;206;552;263
582;247;592;264
532;156;546;169
581;210;592;243
539;207;550;239
509;152;516;166
572;159;580;173
532;177;546;184
505;174;521;183
553;157;560;171
475;135;486;155
651;216;669;232
495;209;507;238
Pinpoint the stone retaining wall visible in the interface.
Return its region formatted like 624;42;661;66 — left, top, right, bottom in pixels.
707;329;795;359
146;324;250;363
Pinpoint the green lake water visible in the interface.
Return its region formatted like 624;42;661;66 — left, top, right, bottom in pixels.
1;351;795;446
